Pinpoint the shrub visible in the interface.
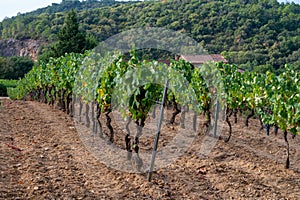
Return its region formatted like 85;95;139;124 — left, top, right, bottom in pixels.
0;83;7;96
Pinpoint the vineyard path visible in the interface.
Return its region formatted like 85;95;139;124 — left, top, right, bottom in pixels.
1;99;300;199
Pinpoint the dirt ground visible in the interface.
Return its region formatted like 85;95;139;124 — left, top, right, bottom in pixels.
1;99;300;199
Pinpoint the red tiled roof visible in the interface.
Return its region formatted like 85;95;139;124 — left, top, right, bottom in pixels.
210;54;228;63
157;60;171;66
181;54;227;64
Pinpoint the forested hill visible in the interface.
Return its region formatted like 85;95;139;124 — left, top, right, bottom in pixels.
0;0;300;72
25;0;123;16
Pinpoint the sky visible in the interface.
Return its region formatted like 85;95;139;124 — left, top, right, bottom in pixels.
0;0;61;22
278;0;300;3
0;0;300;22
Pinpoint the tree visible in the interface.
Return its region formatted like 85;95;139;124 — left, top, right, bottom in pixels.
55;9;86;57
0;56;34;80
38;10;97;62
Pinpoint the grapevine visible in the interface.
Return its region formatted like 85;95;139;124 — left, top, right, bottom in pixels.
12;49;299;169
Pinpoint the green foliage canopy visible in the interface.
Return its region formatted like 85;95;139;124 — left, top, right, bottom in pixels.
0;0;299;72
0;56;34;79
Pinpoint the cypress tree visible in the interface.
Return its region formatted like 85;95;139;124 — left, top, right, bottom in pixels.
55;9;86;57
38;10;97;63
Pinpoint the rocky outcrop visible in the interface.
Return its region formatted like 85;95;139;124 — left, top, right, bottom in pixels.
0;39;42;61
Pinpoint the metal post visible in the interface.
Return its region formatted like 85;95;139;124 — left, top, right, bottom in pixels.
213;95;219;138
147;79;169;182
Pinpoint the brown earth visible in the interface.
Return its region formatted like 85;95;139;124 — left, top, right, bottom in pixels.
1;99;300;199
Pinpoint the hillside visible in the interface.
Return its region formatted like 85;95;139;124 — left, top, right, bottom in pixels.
0;0;300;72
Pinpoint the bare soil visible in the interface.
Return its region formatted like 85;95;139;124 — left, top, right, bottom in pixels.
1;99;300;199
